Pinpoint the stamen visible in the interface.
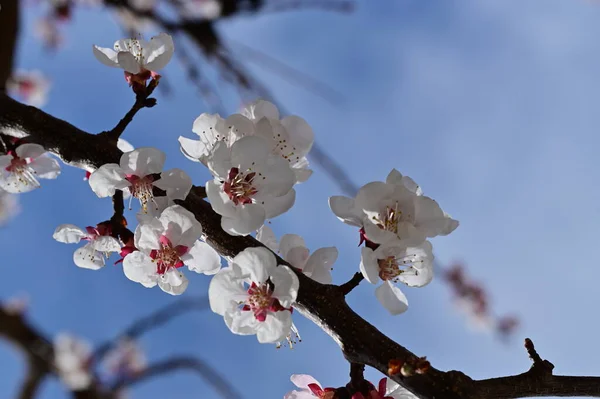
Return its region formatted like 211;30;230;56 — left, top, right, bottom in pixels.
224;167;258;205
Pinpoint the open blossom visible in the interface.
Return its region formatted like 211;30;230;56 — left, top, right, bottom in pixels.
0;143;61;193
329;169;458;246
0;190;19;225
53;223;121;270
103;339;146;379
54;333;93;391
7;70;51;107
257;225;337;284
360;241;433;315
123;205;221;295
179;100;314;184
92;33;174;89
206;136;296;236
88;147;191;213
208;247;299;343
284;374;336;399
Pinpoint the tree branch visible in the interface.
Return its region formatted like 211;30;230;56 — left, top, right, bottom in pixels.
2;93;600;398
339;272;364;295
0;0;19;90
111;356;242;399
16;360;47;399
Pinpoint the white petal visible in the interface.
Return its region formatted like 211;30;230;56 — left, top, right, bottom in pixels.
143;33;174;71
157;269;188;295
414;196;459;237
329;196;363;227
159;205;202;247
0;169;39;193
208;268;247;315
224;308;259;335
93;236;122;252
206;141;232;179
154;168;192;201
206;180;236;217
73;243;105;270
122;251;157;287
257;310;292;343
278;234;306;260
232;247;276;284
284;391;315;399
117;138;135;152
271;265;299;308
359;247;380;284
256;225;279;252
387;169;422;196
375;281;409;315
53;224;87;244
178;136;204;162
15;143;46;159
303;247;337;284
230;136;271;171
182;241;222;275
29;155;60;179
243;99;279;120
134;218;163;252
0;155;11;169
88;164;128;198
93;45;120;67
355;181;395;214
281;115;314;156
290;374;321;390
258;156;295;198
293;166;313;184
120;147;165;176
117;51;142;74
221;204;266;236
263;188;296;219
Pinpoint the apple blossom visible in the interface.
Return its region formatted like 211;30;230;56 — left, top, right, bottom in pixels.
122;205;221;295
0;143;61;193
284;374;336;399
0;189;19;225
208;247;299;343
92;33;174;89
205;136;296;236
54;333;93;391
88;147;191;213
7;70;51;107
360;241;433;315
329;169;458;246
53;223;122;270
257;225;337;284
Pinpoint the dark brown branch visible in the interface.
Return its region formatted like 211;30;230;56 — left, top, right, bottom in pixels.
0;0;19;90
16;360;47;399
111;356;242;399
3;94;600;399
93;296;208;362
339;272;364;295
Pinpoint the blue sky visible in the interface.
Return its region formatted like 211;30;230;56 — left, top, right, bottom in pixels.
2;0;600;398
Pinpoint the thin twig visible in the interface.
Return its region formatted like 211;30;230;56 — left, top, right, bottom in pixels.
524;338;554;376
111;356;242;399
340;272;364;295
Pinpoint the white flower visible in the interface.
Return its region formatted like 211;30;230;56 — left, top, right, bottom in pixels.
0;144;60;193
7;70;51;107
208;247;299;343
103;339;146;378
93;33;174;75
359;241;434;315
257;225;337;284
385;379;419;399
329;169;458;246
88;147;192;213
0;190;19;225
53;223;121;270
54;333;92;391
284;374;335;399
123;205;221;295
205;136;296;236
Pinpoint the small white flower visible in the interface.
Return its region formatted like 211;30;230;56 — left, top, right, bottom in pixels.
257;225;337;284
205;136;296;236
88;147;192;213
0;144;60;193
0;189;19;225
284;374;334;399
103;339;146;378
359;241;434;315
123;205;221;295
208;247;299;343
330;168;458;246
7;70;51;107
53;223;121;270
93;32;174;75
54;333;92;391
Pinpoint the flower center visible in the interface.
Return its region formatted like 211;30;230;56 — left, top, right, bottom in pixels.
126;175;155;212
149;236;187;274
115;39;145;63
378;254;425;282
272;132;301;165
5;156;39;190
223;167;258;205
242;282;285;322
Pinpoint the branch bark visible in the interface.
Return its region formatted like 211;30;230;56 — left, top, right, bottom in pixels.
0;0;19;90
2;92;600;398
